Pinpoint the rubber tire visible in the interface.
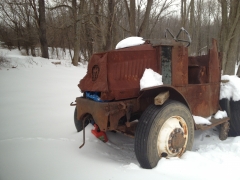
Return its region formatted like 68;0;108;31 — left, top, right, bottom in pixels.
219;99;240;136
134;100;194;169
219;98;231;117
74;107;89;132
229;100;240;136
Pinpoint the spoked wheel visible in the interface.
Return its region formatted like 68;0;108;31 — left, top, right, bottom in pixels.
134;100;194;169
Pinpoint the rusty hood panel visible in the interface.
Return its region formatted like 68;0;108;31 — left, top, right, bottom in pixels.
79;44;158;100
79;53;109;92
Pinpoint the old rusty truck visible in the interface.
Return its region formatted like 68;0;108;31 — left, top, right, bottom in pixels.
71;29;231;169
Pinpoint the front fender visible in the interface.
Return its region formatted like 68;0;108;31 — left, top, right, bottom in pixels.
138;85;191;113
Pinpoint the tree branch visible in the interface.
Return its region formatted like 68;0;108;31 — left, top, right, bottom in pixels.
48;4;72;11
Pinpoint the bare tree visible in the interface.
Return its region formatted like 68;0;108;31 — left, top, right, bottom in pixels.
104;0;116;50
147;0;175;38
38;0;48;58
181;0;187;28
124;0;153;37
1;0;232;67
137;0;153;37
72;0;81;66
188;0;194;54
91;0;104;53
50;0;85;65
237;65;240;77
124;0;136;36
0;0;39;55
220;0;240;75
27;0;49;58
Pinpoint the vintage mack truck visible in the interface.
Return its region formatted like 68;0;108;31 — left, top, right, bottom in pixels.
71;29;232;169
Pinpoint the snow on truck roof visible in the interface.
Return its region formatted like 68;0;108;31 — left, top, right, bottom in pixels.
115;37;145;49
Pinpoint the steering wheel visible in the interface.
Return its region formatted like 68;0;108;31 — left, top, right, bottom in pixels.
165;27;192;47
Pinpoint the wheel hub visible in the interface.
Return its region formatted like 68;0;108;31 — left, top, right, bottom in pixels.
168;128;186;153
157;116;188;157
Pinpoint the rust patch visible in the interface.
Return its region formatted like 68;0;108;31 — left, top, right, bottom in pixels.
92;65;100;81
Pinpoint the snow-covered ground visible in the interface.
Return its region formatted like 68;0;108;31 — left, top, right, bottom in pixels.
1;48;240;180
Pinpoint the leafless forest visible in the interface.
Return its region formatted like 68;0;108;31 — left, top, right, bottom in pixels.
0;0;239;75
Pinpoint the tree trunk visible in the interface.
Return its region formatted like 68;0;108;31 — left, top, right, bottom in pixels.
181;0;187;28
220;0;228;53
237;65;240;77
189;0;194;55
31;46;36;57
72;0;82;66
72;0;78;65
38;0;49;58
92;0;104;53
104;0;115;50
224;17;240;75
221;0;240;74
129;0;136;36
137;0;153;37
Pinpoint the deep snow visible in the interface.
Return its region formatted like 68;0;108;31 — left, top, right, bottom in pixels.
1;48;240;180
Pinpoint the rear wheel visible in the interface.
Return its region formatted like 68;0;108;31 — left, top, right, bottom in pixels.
74;107;89;132
219;99;240;136
134;100;194;169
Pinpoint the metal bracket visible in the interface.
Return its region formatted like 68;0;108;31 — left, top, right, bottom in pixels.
125;103;133;127
70;102;76;106
79;117;88;148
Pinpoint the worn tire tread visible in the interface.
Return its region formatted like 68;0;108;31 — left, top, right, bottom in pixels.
134;104;160;168
135;100;179;169
229;100;240;136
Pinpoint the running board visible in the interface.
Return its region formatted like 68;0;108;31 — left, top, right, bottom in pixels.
195;117;230;131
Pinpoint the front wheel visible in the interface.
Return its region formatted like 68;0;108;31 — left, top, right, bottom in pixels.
134;100;194;169
74;107;90;132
